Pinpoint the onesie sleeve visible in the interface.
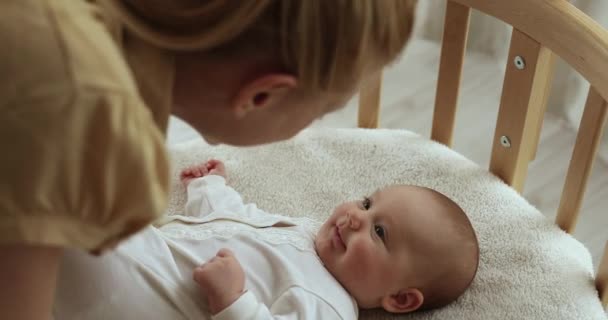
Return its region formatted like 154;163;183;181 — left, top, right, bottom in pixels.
184;175;236;218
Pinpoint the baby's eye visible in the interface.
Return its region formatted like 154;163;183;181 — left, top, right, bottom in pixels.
362;197;371;210
374;225;386;240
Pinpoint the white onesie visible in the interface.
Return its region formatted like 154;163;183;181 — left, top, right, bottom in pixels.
54;175;358;320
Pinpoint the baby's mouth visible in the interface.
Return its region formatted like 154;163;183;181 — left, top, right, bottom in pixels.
333;225;346;250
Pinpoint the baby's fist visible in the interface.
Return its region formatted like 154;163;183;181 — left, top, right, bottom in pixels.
205;159;226;178
193;249;245;314
180;159;227;186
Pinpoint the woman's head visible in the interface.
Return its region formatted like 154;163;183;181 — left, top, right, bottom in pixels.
106;0;417;145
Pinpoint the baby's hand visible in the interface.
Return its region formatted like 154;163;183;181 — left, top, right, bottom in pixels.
193;248;245;315
205;159;226;178
180;159;227;186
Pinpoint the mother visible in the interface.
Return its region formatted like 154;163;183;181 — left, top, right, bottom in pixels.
0;0;416;318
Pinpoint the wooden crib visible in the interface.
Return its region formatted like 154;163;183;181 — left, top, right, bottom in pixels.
358;0;608;307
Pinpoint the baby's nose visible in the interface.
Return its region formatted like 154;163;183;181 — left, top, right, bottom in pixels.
337;212;361;231
347;212;362;230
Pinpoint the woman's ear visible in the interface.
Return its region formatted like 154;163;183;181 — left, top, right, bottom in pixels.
381;288;424;313
232;74;297;118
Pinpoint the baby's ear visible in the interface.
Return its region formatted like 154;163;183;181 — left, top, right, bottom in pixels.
381;288;424;313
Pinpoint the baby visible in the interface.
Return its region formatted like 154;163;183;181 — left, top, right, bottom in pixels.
183;160;479;318
54;159;479;319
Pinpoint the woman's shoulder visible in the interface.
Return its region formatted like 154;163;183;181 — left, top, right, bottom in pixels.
1;0;139;106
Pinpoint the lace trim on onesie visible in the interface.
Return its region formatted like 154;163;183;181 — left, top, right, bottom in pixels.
161;217;322;254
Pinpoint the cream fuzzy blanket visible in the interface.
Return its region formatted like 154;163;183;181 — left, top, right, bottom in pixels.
166;128;606;320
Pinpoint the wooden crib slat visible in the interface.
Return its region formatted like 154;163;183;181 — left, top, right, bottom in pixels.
598;242;608;307
529;53;555;161
357;72;382;129
556;86;608;233
450;0;608;103
489;29;554;192
431;1;471;147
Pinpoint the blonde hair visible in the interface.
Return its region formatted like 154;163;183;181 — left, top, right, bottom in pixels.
102;0;417;92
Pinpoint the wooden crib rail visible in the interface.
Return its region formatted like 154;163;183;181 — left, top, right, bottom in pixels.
556;87;608;233
356;0;608;308
357;72;382;129
489;30;554;192
430;1;471;147
447;0;608;307
599;243;608;306
449;0;608;102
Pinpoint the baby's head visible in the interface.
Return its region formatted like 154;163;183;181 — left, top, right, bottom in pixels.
315;185;479;313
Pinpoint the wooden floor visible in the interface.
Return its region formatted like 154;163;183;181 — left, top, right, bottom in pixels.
168;38;608;269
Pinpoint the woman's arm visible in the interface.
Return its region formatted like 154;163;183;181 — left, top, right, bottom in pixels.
0;244;62;320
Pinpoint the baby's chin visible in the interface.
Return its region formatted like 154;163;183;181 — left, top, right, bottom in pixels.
312;233;325;261
313;230;333;268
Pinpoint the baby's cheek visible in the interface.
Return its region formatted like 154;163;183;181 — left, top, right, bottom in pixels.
348;240;376;273
328;206;345;222
335;203;351;214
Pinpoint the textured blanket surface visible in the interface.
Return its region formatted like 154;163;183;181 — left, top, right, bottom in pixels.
167;128;606;320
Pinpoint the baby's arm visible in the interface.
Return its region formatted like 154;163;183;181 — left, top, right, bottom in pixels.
180;159;226;185
193;252;343;319
181;160;270;220
192;248;246;315
181;160;245;218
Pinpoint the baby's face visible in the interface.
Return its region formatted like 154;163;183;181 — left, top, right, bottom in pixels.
315;185;449;312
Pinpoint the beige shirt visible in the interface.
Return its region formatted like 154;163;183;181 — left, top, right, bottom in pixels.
0;0;173;252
